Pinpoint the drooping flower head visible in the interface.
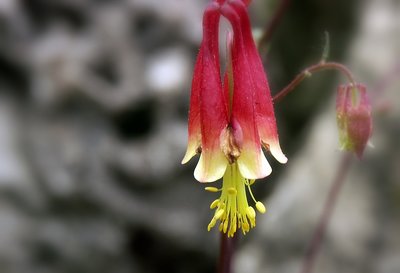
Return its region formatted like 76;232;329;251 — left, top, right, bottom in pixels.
182;0;287;236
336;83;372;158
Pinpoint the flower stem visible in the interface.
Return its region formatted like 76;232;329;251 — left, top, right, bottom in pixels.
299;153;353;273
273;62;357;103
258;0;291;55
217;233;237;273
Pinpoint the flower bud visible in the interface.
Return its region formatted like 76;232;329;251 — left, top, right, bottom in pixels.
336;83;372;158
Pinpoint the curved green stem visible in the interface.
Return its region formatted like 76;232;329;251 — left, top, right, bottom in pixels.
273;62;357;103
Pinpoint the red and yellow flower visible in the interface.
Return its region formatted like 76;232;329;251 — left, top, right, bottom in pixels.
182;0;287;237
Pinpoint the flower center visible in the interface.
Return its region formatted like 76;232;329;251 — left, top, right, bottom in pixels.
206;163;266;237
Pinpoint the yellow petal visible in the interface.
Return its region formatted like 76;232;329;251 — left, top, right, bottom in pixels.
181;137;200;164
269;141;288;164
194;151;228;182
237;149;271;179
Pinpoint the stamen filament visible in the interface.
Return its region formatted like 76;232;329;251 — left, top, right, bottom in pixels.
207;162;264;236
247;183;257;203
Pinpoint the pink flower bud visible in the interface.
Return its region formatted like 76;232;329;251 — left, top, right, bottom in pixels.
336;83;372;158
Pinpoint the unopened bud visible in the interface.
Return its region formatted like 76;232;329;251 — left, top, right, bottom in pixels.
336;83;372;158
255;201;266;214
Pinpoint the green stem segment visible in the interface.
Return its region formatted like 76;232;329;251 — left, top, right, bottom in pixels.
299;153;353;273
273;62;357;103
258;0;291;56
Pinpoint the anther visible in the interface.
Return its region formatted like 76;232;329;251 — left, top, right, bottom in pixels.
227;187;237;195
242;222;249;232
210;199;220;209
223;220;229;233
205;187;220;192
246;206;256;219
215;209;225;220
207;218;217;231
255;201;266;214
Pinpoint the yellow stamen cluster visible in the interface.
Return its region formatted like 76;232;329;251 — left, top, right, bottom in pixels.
206;163;266;237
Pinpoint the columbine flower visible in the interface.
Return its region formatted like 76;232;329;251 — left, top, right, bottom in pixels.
336;83;372;158
182;0;287;237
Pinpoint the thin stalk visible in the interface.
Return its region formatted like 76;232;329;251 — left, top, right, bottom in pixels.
273;62;356;103
258;0;291;55
299;153;353;273
217;233;237;273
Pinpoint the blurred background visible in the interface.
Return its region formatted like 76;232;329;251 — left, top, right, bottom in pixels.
0;0;399;273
